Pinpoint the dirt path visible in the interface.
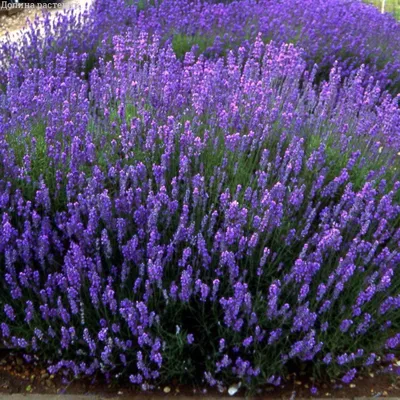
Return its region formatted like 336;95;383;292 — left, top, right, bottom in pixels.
0;0;93;40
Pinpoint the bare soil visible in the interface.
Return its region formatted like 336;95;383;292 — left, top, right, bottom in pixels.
1;350;400;399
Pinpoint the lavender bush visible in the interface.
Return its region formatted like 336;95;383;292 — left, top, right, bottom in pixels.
1;0;400;92
1;29;400;389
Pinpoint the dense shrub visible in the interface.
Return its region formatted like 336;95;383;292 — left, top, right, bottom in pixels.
144;0;400;90
1;33;400;390
1;0;400;92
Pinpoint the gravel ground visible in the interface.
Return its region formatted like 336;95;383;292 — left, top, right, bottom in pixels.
1;350;400;400
1;395;400;400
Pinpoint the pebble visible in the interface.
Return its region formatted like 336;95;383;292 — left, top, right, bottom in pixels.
228;383;241;396
163;386;171;393
45;379;54;388
350;384;356;388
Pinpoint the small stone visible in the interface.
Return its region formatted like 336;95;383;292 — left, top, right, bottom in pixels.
325;393;331;396
369;373;375;378
163;386;171;393
45;379;54;388
295;381;302;385
117;391;123;395
350;384;356;388
383;391;388;396
228;383;241;396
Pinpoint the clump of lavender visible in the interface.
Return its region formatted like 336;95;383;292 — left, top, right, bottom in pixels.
1;0;400;93
0;31;399;390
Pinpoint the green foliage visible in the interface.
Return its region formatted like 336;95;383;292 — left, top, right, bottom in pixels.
135;0;157;10
364;0;400;19
172;34;215;59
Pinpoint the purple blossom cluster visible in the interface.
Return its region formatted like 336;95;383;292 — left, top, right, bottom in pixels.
0;0;400;391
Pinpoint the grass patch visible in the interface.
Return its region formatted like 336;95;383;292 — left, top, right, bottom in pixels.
172;34;215;59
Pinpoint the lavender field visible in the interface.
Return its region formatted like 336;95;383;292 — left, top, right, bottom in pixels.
0;0;400;393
